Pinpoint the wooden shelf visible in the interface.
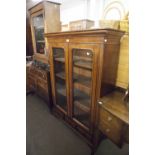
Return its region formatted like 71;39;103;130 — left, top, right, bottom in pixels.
74;100;90;113
74;89;91;105
56;72;66;80
74;82;90;95
36;40;45;43
73;73;91;94
56;82;66;97
56;93;67;111
74;107;90;127
54;57;65;63
74;74;91;87
73;56;92;62
35;26;44;29
74;60;92;70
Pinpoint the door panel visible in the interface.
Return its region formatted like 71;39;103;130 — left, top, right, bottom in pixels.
49;43;69;114
69;43;99;131
31;11;45;55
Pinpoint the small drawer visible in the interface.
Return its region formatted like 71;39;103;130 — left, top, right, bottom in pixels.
28;77;36;90
37;78;48;90
37;70;47;80
99;108;123;145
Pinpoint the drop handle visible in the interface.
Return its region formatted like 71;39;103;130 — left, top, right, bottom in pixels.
106;128;110;133
108;116;112;121
98;101;103;105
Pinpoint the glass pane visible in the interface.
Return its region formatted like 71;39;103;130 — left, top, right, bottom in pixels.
32;14;45;54
72;49;93;127
53;48;67;111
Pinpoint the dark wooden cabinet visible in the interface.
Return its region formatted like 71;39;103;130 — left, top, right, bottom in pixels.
98;90;129;147
45;29;124;147
27;64;52;106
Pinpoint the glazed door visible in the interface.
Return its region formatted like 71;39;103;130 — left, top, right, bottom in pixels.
31;11;45;54
69;43;99;132
49;43;69;115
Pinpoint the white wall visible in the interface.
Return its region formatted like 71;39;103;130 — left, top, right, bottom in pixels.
60;0;88;25
60;0;129;26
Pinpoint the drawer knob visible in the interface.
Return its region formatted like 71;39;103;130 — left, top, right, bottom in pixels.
66;39;69;42
98;101;103;105
86;52;90;56
106;128;110;133
108;116;112;121
104;39;107;43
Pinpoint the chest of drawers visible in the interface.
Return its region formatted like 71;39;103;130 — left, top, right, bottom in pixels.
27;64;52;106
98;90;129;147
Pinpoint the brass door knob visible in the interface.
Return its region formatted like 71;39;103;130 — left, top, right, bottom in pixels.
66;39;69;42
106;128;110;132
98;101;103;105
108;116;112;121
104;39;107;43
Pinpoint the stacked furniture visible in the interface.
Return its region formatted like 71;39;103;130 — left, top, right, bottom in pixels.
27;1;61;104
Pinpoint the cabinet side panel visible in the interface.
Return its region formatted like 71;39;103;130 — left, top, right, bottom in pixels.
100;42;120;96
44;2;61;33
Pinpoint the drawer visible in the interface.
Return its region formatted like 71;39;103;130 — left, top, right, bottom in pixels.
99;107;123;145
37;78;48;91
27;76;36;90
37;70;47;80
30;66;37;74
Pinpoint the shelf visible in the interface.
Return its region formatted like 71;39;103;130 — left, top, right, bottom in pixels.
74;56;92;62
56;93;67;111
73;73;91;94
74;107;90;127
54;57;65;63
36;40;45;43
74;73;91;88
74;89;91;104
35;26;44;29
74;100;90;113
56;82;66;97
74;82;90;95
74;60;92;70
56;72;66;80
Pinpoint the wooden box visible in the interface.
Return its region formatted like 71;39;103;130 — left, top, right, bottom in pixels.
69;19;94;31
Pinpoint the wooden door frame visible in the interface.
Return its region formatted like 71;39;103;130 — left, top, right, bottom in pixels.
30;10;48;63
68;43;100;133
49;42;70;115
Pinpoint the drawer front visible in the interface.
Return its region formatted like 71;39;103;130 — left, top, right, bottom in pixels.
30;66;37;74
28;76;36;90
37;70;47;80
37;78;48;91
99;108;123;145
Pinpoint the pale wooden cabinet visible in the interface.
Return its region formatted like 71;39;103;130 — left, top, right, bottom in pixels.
45;29;125;148
29;1;61;63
